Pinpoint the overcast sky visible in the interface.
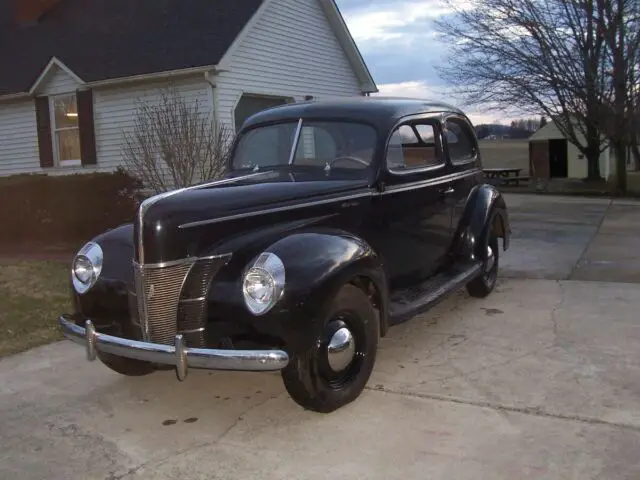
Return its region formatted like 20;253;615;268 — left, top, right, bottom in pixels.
336;0;518;125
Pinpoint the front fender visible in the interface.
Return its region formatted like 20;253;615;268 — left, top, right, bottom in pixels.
69;223;136;332
451;183;511;262
266;230;389;339
207;229;389;352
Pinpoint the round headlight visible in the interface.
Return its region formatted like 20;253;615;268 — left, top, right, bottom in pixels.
242;252;285;316
72;242;103;294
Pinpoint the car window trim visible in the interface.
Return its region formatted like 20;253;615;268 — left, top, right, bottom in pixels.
384;116;448;176
442;114;479;167
381;168;481;195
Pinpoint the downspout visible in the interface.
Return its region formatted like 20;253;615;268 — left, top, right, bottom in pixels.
204;71;218;128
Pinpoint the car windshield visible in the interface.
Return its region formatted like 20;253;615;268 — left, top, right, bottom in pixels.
231;120;377;174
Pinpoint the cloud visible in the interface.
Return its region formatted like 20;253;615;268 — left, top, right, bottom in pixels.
336;0;463;85
336;0;530;124
375;81;524;125
341;0;472;44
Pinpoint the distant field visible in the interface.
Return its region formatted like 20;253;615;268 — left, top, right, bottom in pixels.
478;139;529;172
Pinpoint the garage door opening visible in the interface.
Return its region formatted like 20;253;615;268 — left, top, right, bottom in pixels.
234;94;291;132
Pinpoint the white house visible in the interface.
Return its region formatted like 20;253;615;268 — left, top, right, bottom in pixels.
0;0;378;177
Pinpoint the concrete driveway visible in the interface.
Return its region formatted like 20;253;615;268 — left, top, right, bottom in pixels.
1;193;639;479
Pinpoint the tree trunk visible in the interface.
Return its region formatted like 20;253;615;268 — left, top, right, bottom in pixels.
614;141;628;192
585;123;603;180
632;144;640;171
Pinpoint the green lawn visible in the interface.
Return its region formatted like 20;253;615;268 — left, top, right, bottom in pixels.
0;260;70;357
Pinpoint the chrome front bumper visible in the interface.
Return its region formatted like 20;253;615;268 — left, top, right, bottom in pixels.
58;316;289;380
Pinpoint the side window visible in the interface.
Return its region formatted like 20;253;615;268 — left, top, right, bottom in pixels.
386;122;443;172
444;119;477;164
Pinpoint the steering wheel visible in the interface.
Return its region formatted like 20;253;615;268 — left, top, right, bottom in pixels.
328;156;370;168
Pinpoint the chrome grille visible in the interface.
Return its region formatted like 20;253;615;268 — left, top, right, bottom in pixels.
177;257;225;347
133;261;194;344
132;255;231;347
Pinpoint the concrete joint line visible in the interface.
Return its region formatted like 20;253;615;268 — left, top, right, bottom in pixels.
366;386;640;433
568;199;613;280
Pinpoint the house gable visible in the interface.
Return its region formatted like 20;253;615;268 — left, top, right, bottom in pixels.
29;57;84;96
214;0;376;132
529;121;565;142
218;0;377;95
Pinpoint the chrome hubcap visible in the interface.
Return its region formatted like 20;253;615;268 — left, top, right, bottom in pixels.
485;244;495;273
327;327;355;372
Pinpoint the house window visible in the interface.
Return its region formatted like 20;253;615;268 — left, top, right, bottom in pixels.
51;93;81;166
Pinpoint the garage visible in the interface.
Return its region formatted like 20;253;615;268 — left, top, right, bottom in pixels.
233;94;292;132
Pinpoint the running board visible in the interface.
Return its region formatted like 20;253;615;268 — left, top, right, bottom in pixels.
388;262;483;325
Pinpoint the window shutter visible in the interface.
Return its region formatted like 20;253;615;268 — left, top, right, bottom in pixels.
77;89;97;165
35;96;54;168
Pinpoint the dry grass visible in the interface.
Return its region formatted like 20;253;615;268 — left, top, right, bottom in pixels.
478;139;530;171
0;260;70;357
478;139;640;195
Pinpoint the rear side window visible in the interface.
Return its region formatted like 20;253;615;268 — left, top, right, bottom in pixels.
444;118;477;164
386;122;443;172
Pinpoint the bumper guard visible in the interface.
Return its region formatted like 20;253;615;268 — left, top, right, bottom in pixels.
58;315;289;380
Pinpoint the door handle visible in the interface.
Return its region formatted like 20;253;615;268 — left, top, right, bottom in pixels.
441;187;455;195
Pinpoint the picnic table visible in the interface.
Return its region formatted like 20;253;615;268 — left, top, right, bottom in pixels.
483;168;529;186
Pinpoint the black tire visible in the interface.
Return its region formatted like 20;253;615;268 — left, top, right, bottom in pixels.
281;283;379;413
466;228;499;298
98;352;156;377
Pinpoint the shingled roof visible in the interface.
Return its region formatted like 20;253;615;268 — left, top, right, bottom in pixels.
0;0;264;96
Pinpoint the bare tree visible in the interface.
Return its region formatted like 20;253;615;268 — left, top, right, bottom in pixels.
121;87;234;193
594;0;640;188
435;0;616;181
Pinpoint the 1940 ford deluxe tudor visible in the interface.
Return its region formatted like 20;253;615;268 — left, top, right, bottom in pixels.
59;97;510;413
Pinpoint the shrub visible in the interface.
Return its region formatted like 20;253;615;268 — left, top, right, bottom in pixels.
121;87;234;193
0;167;143;246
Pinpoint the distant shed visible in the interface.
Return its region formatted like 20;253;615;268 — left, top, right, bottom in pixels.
528;120;614;180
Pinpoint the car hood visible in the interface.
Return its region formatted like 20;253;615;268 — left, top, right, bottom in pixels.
138;169;372;263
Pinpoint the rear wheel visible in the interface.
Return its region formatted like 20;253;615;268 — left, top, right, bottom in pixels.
281;284;379;413
98;352;156;377
466;228;499;298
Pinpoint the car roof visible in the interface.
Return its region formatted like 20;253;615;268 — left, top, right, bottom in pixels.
240;96;467;133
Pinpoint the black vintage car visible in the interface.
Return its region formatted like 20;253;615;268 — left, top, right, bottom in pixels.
59;97;511;413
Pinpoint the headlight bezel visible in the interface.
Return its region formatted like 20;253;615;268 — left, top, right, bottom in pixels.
71;241;104;294
242;252;285;316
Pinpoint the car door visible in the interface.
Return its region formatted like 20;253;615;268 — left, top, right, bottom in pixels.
363;118;454;291
441;115;485;232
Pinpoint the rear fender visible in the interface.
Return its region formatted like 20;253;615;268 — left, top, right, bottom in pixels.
451;184;511;262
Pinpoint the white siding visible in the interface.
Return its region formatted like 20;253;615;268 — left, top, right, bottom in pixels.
0;100;40;176
92;75;212;175
215;0;362;132
0;74;212;177
37;65;81;96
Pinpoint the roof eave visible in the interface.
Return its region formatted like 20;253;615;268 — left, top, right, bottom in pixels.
318;0;378;94
0;92;31;103
84;64;222;88
0;64;223;101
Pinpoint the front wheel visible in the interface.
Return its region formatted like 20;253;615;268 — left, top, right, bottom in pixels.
466;230;499;298
281;284;379;413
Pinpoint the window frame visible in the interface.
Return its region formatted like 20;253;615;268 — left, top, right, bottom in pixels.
442;115;479;167
230;119;378;172
49;93;82;167
384;118;447;176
